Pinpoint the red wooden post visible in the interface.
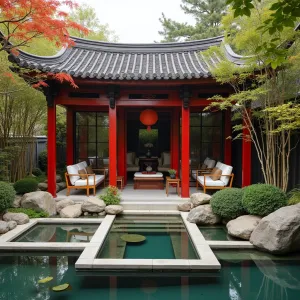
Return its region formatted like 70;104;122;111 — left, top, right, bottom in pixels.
117;108;126;185
224;109;232;165
181;105;190;198
66;107;74;166
171;109;180;173
242;109;251;187
47;105;57;197
109;106;117;186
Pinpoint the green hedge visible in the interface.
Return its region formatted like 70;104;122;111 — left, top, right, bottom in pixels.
14;178;38;194
32;168;43;177
242;184;287;216
287;188;300;205
8;208;49;218
210;188;245;220
0;181;16;213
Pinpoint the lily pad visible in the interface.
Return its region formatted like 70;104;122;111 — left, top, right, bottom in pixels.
52;283;70;292
121;234;146;243
38;277;53;284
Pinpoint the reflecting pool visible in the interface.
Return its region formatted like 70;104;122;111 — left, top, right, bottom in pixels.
98;215;198;259
14;224;99;243
1;250;300;300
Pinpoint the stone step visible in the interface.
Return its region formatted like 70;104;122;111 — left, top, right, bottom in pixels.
120;201;182;211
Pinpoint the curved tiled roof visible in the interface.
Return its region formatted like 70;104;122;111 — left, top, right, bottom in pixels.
8;36;245;80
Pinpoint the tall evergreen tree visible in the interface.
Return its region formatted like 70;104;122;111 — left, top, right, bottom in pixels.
159;0;227;42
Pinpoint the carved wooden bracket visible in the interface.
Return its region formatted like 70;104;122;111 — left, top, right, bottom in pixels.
42;81;60;107
179;85;192;109
107;85;120;109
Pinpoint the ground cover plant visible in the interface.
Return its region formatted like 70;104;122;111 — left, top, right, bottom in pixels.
14;178;38;194
287;188;300;205
7;208;49;218
210;188;245;220
99;185;121;205
0;181;15;213
242;184;287;216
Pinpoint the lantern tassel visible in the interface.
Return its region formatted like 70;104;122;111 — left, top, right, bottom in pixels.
147;126;151;131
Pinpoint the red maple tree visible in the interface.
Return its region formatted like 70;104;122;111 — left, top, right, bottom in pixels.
0;0;89;87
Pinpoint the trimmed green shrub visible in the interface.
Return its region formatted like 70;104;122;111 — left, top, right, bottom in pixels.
0;181;16;212
14;178;38;194
38;150;47;172
287;188;300;205
99;185;121;205
210;188;245;220
32;168;43;177
7;208;49;218
242;184;287;216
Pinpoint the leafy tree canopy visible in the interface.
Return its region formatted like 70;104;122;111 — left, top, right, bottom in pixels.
159;0;227;42
227;0;300;34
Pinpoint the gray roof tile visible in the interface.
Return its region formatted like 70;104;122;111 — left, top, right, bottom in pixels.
9;35;245;80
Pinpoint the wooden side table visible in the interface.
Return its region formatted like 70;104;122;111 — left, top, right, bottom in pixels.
117;176;124;190
166;176;180;196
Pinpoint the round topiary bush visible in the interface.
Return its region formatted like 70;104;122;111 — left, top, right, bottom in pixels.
14;178;38;194
0;181;16;212
38;150;47;172
210;188;245;220
32;167;43;177
242;184;287;216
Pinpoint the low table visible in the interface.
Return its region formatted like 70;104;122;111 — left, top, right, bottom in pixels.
166;176;181;196
134;172;164;190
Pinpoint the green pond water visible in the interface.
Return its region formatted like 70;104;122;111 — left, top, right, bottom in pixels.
98;215;198;259
14;224;99;243
1;251;300;300
197;225;243;241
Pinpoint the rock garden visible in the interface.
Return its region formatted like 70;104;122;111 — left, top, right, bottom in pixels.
179;184;300;255
0;179;123;235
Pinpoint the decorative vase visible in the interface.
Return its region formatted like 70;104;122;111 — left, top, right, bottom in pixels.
170;174;176;179
146;149;151;158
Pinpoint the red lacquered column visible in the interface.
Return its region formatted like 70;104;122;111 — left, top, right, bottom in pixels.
181;105;190;197
109;106;117;186
242;108;251;187
47;104;57;197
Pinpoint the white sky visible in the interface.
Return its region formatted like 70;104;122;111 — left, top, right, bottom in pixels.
76;0;194;43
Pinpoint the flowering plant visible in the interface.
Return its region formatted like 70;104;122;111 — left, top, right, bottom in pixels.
99;185;121;205
144;143;153;148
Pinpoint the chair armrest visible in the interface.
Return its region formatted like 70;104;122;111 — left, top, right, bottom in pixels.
196;168;213;176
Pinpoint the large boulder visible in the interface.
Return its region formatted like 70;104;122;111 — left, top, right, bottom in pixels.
178;202;193;212
56;175;62;183
0;221;9;234
38;183;48;191
227;215;262;240
12;195;22;208
82;197;106;213
21;191;56;216
3;212;29;225
190;193;211;207
250;204;300;254
56;199;75;213
57;182;67;190
187;204;221;225
105;205;123;215
7;221;17;231
60;204;82;218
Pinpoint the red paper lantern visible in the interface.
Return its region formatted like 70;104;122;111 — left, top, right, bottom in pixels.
140;109;158;131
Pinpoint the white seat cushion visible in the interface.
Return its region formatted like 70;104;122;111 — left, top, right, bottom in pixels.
206;159;216;168
67;164;80;185
77;161;87;171
203;157;210;165
74;175;105;187
220;164;233;185
197;176;225;187
191;172;197;180
162;152;170;165
134;172;163;178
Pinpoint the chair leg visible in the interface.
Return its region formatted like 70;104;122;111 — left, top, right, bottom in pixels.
67;188;70;196
203;186;206;194
87;187;89;197
93;186;96;196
